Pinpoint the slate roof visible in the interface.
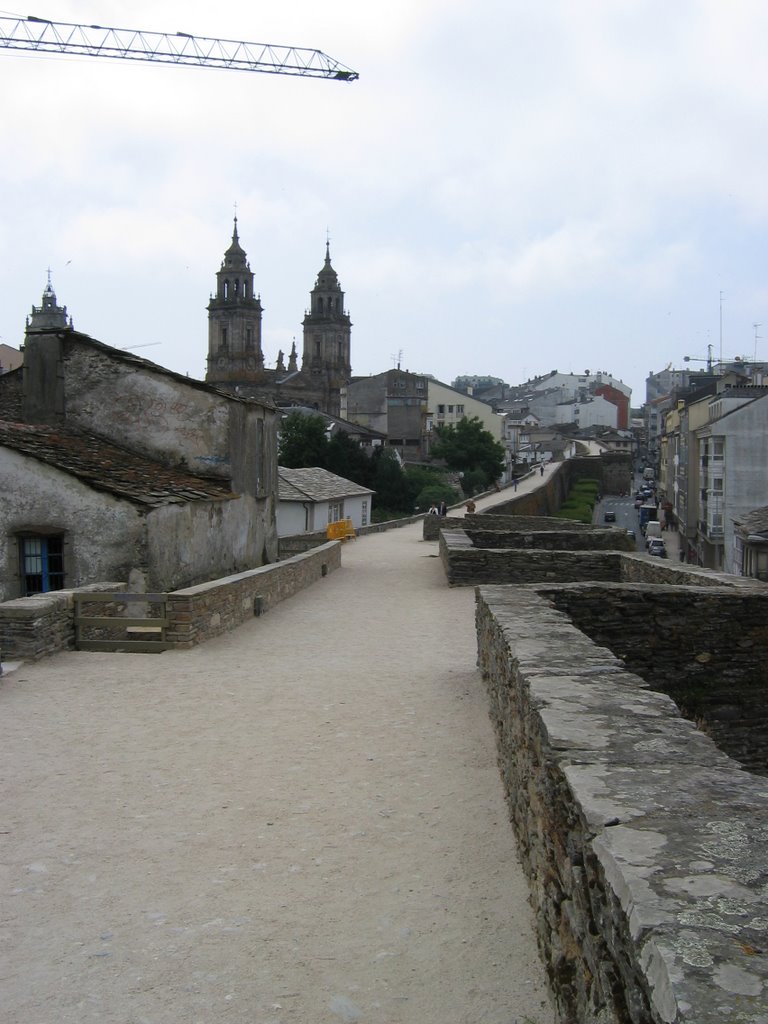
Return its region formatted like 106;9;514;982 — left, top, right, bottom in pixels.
734;506;768;537
280;406;386;441
278;466;373;503
0;420;235;508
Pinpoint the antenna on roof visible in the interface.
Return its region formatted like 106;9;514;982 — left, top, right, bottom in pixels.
391;349;403;370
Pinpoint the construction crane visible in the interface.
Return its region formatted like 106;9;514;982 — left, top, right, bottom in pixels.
0;14;359;81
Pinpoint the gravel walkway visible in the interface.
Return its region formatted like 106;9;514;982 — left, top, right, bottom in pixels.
1;506;555;1024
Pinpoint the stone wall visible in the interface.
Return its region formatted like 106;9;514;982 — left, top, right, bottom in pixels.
0;583;122;661
485;463;570;517
538;581;768;774
439;529;624;585
476;585;768;1024
166;541;341;647
0;544;341;661
468;527;635;552
467;513;598;532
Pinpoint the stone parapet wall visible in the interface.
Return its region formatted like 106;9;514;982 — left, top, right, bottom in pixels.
476;585;768;1024
166;541;341;647
438;531;761;590
0;583;123;661
468;527;634;552
422;514;463;541
0;544;341;661
538;581;768;774
439;529;623;586
619;553;748;588
467;513;597;532
484;463;570;517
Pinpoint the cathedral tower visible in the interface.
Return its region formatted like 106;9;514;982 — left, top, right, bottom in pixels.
26;271;72;334
301;242;351;416
206;218;264;386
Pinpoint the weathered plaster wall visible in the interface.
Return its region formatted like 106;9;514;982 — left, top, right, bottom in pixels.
0;448;145;602
145;493;277;592
476;585;768;1024
62;342;234;481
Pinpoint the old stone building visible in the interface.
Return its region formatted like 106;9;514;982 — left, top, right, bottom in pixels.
205;219;352;416
0;281;279;601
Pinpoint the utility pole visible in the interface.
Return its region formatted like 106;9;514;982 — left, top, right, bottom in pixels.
719;290;724;366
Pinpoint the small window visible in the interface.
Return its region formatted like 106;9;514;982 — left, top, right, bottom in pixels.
456;404;464;414
20;534;65;596
361;500;368;526
327;501;344;524
437;404;445;414
448;405;454;413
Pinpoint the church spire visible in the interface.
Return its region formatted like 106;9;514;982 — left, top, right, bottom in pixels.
26;271;73;333
206;219;264;386
301;238;352;416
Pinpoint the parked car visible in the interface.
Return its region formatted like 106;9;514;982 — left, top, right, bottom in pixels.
604;511;616;523
626;529;636;540
647;539;667;558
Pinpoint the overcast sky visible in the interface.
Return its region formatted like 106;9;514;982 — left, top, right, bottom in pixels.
2;1;767;403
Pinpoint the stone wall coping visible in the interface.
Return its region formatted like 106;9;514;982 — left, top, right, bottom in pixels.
0;582;125;618
170;541;340;597
477;585;768;1022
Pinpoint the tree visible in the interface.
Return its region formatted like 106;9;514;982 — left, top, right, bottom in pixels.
278;412;329;467
371;447;411;515
326;430;375;488
430;416;505;487
403;465;457;510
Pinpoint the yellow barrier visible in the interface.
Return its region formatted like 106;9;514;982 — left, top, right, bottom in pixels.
326;518;356;541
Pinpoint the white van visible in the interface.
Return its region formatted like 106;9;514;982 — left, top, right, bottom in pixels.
645;521;662;545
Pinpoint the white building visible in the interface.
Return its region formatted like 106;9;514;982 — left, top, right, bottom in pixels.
694;388;768;572
552;395;618;429
277;467;374;538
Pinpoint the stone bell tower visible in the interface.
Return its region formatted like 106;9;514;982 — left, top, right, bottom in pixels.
301;241;352;416
206;218;264;387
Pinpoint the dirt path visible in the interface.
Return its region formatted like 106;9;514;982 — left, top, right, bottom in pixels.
1;516;555;1024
